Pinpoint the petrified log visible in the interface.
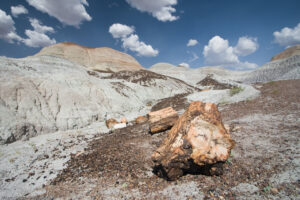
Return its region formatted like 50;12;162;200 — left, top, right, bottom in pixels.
113;123;126;129
152;101;235;180
148;107;179;134
136;116;148;124
105;118;118;129
120;117;128;124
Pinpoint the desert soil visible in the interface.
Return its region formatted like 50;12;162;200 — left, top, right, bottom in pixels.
30;80;300;200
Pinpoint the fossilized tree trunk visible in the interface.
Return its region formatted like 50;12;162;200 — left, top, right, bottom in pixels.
148;107;179;134
152;101;235;180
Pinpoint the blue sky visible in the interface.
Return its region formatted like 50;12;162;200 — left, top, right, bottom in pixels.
0;0;300;69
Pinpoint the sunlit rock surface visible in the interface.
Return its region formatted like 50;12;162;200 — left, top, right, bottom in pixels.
152;101;235;180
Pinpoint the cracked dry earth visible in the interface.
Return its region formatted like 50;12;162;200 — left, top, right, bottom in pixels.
33;80;299;200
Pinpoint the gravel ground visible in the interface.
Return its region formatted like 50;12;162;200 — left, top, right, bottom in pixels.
20;80;300;199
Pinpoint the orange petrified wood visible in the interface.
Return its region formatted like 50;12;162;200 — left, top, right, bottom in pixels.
152;101;235;180
148;107;179;134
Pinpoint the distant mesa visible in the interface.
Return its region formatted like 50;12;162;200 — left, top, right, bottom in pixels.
150;62;177;70
271;44;300;61
34;42;144;72
150;62;189;71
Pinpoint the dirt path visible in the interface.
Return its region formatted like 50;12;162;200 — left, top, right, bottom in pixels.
37;80;299;200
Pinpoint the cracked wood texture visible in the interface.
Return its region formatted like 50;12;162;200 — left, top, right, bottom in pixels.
152;101;235;180
148;107;179;134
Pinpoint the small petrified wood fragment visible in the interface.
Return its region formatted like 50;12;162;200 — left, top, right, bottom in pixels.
148;107;179;134
152;101;235;180
136;116;148;124
120;117;128;124
105;118;118;129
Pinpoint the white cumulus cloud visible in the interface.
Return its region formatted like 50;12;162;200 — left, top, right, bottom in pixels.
234;36;259;56
11;5;28;17
23;18;56;48
0;9;22;43
122;34;159;57
178;62;190;68
203;35;259;69
126;0;179;22
273;23;300;47
203;36;239;66
0;10;56;48
26;0;92;27
187;39;198;47
29;18;54;34
23;30;56;48
109;23;159;57
109;23;135;39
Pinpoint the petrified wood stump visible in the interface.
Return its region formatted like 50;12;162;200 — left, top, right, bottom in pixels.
152;101;235;180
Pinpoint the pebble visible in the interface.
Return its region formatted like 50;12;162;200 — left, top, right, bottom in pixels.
270;188;279;194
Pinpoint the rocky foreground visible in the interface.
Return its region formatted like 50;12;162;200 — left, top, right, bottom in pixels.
19;79;298;200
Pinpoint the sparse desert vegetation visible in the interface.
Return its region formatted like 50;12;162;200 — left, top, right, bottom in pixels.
229;86;244;96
